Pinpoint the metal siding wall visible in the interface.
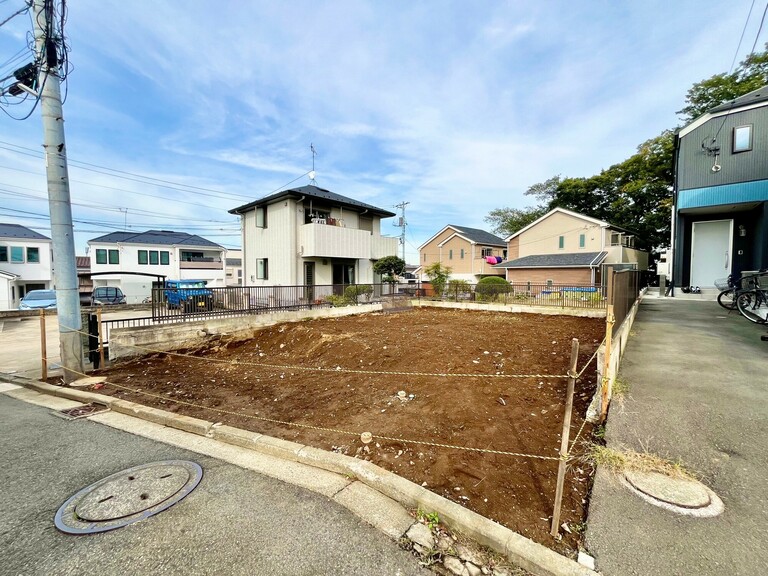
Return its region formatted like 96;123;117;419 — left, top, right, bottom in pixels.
678;108;768;190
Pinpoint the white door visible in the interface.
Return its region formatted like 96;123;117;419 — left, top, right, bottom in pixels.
690;220;733;287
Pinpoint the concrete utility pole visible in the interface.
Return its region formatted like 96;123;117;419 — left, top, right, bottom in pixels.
33;0;84;382
393;201;409;263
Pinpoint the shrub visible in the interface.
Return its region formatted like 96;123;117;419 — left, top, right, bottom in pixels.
344;284;373;303
425;263;451;298
475;276;511;302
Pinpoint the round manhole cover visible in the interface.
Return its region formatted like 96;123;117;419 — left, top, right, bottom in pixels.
622;470;724;517
55;460;202;534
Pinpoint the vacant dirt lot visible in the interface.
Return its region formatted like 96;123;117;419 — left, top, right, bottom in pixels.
96;307;605;554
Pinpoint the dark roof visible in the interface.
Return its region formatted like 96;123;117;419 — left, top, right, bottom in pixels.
495;252;607;268
88;229;222;248
229;184;396;218
446;225;506;246
75;256;90;269
0;223;50;240
225;258;242;267
709;85;768;113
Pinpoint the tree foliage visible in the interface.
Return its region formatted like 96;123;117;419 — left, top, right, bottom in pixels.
487;45;768;260
424;262;451;296
373;255;406;282
678;45;768;121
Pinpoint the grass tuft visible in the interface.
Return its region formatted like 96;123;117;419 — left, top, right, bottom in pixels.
585;445;694;479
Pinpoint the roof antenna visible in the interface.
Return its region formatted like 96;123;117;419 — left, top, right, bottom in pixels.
309;143;317;185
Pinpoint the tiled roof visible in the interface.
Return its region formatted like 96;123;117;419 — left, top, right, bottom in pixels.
88;230;222;248
229;184;396;218
495;252;607;268
445;225;506;246
75;256;90;269
0;223;50;240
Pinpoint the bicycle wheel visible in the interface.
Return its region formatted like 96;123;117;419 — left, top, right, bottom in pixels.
736;291;768;324
717;288;738;310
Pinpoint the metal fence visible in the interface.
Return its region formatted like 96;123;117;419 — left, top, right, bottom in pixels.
434;281;606;309
607;269;641;335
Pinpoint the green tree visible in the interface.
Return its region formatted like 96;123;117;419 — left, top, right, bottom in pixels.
425;262;451;297
678;45;768;121
373;255;406;284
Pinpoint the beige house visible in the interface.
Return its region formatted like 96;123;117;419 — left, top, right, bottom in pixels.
496;208;648;284
417;225;506;282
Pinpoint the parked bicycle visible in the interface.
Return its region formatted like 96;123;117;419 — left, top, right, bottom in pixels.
716;269;766;311
735;271;768;324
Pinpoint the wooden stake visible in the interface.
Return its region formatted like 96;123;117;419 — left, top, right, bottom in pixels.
39;309;47;381
97;308;105;368
600;306;615;423
551;337;579;537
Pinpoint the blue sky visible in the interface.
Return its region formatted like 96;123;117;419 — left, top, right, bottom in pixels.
0;1;764;263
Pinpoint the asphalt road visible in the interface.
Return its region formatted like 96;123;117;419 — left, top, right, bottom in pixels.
0;393;428;576
585;298;768;576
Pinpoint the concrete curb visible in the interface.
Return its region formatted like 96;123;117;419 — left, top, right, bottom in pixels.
1;372;598;576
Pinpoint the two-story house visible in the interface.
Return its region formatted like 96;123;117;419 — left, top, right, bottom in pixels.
494;208;648;285
229;184;398;288
671;85;768;289
0;223;53;310
87;230;226;303
417;225;506;282
225;248;243;286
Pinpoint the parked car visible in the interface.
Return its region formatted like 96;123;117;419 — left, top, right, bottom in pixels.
164;279;213;312
19;289;57;310
91;286;127;306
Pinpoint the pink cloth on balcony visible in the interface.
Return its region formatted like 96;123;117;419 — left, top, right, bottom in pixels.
485;256;496;264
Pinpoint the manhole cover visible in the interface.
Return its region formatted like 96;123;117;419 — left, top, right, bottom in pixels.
622;470;724;517
55;460;203;534
56;403;110;420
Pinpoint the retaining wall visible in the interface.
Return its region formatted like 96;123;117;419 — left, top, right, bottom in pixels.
109;304;382;360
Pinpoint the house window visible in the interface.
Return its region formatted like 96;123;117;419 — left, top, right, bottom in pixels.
160;251;169;265
255;207;267;228
610;232;621;246
423;253;426;262
138;250;148;265
449;249;453;260
558;236;564;249
579;234;585;248
460;248;464;259
547;279;554;288
96;249;107;264
0;246;7;262
26;247;40;263
257;258;268;280
108;249;119;264
481;248;493;257
11;246;24;263
733;125;752;153
149;251;159;265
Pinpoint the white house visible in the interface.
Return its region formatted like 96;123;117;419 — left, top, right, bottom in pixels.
87;230;226;303
0;223;53;310
229;184;398;288
225;248;243;286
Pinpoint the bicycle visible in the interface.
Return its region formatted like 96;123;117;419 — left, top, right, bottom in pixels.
716;269;766;311
735;271;768;324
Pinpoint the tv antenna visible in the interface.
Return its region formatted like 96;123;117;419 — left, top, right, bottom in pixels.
309;143;317;184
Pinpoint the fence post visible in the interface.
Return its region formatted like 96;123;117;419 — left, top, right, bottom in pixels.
39;309;48;381
551;337;579;537
97;307;105;368
600;272;616;423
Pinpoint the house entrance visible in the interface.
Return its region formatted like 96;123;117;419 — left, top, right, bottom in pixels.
304;262;315;301
690;219;732;287
332;261;355;295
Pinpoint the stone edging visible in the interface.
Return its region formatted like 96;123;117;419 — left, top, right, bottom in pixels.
2;373;598;576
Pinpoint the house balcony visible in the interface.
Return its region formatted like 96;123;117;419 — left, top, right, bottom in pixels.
179;258;224;270
372;235;399;259
301;223;370;258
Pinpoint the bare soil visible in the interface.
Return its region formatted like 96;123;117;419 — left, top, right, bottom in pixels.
95;308;605;555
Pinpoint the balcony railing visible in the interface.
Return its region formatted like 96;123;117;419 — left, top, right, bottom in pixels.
179;259;223;270
300;223;398;259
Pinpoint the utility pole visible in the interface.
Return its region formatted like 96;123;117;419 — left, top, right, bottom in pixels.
393;201;409;263
33;0;84;382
